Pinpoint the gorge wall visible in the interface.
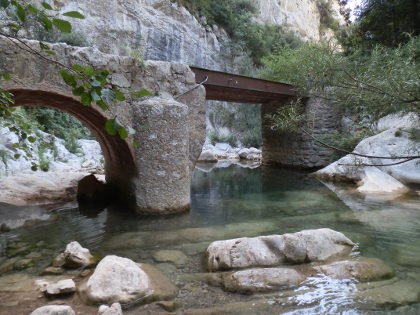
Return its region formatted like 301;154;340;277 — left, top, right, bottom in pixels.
43;0;344;70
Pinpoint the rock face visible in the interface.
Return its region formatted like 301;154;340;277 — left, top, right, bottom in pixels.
83;255;152;304
30;305;75;315
198;144;262;162
41;0;231;71
223;267;305;293
206;228;354;271
315;113;420;195
255;0;346;42
62;241;95;269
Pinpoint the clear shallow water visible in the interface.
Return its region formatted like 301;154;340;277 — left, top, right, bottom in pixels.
1;165;420;314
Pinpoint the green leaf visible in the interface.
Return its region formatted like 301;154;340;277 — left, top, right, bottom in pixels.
90;90;101;102
15;2;26;22
118;127;128;140
31;164;38;171
114;90;126;101
96;100;108;111
27;136;36;143
14;153;21;159
1;72;10;80
133;138;140;149
96;99;108;111
59;70;77;87
62;11;85;19
41;1;53;10
72;86;84;96
83;65;94;76
53;18;72;33
40;15;53;30
81;92;92;106
72;64;84;72
131;88;153;99
105;118;118;136
27;4;38;14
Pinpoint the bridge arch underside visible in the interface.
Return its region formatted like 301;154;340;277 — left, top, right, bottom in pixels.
10;89;137;203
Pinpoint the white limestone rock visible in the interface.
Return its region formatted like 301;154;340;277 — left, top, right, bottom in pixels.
315;115;420;195
63;241;95;269
46;279;76;296
83;255;152;304
223;267;305;293
30;305;75;315
207;228;354;271
98;303;123;315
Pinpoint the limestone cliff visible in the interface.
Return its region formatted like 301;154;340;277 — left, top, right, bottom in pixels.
255;0;345;42
50;0;232;71
47;0;344;68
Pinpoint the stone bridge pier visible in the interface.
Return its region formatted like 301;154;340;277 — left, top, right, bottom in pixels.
0;36;206;215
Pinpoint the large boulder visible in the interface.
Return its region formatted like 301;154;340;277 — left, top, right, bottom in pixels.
222;267;305;293
82;255;152;305
315;113;420;195
81;256;178;305
207;228;354;271
30;305;75;315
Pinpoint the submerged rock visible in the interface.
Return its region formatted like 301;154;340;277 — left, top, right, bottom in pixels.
223;267;305;293
317;258;394;282
30;305;75;315
98;303;123;315
207;228;354;271
152;249;188;266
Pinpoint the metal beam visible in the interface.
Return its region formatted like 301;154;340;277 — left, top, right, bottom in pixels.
190;67;297;103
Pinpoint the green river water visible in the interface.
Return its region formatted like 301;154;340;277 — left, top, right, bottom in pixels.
1;164;419;314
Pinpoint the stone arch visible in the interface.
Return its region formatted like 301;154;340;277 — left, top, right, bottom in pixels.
10;89;137;202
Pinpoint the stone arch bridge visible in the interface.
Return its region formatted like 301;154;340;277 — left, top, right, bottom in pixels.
0;36;337;215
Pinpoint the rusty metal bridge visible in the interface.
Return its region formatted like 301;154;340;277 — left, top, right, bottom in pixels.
190;67;297;103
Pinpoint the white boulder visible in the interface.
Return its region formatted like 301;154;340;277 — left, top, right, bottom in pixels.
83;255;152;304
207;228;354;271
30;305;75;315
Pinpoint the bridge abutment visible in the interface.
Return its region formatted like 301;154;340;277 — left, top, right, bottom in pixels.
261;98;340;169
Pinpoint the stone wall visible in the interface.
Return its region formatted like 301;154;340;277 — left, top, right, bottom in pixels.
261;98;339;169
0;36;206;214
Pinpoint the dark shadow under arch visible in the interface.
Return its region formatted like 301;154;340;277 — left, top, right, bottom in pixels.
10;89;137;204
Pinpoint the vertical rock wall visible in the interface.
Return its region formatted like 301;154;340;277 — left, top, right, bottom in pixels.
261;98;339;169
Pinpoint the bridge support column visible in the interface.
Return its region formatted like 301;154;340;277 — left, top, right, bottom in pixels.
261;97;340;169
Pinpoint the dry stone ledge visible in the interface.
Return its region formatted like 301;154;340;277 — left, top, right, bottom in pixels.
223;267;305;293
30;305;75;315
206;228;354;271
